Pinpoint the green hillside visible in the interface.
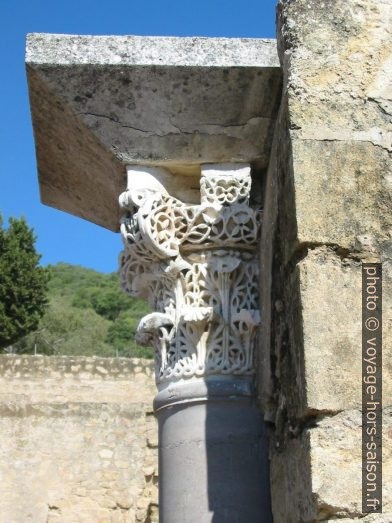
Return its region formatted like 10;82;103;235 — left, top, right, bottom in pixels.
12;263;153;358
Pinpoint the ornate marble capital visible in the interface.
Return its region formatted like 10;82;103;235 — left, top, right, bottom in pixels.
119;164;261;385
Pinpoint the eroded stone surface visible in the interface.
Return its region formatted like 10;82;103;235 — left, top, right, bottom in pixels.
0;356;158;523
26;34;279;67
26;34;281;231
292;140;392;254
300;247;390;416
270;409;392;522
0;355;156;403
278;0;392;254
279;0;392;149
261;245;392;422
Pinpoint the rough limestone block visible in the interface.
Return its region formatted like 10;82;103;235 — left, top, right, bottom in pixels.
270;409;392;522
299;248;391;416
279;0;392;147
263;0;392;416
276;0;392;258
264;247;389;421
292;140;392;254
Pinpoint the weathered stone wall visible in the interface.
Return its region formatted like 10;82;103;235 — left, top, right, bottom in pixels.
259;1;392;521
0;356;158;523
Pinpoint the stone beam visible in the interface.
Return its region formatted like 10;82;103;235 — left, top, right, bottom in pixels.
26;34;281;231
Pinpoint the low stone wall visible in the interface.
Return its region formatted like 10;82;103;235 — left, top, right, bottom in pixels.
0;355;158;523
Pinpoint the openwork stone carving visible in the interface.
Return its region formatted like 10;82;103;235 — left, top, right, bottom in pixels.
119;164;261;384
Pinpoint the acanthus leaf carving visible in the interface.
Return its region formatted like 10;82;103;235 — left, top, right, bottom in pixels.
119;164;261;384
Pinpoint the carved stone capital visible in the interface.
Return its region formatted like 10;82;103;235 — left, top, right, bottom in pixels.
119;164;261;385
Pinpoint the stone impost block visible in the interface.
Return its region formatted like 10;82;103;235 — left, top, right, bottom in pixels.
26;34;281;230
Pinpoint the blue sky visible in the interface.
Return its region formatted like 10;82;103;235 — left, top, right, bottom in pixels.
0;0;277;273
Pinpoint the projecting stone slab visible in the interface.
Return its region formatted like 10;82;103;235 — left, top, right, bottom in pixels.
26;34;281;230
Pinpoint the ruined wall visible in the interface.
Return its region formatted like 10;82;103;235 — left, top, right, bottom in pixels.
259;1;392;521
0;356;158;523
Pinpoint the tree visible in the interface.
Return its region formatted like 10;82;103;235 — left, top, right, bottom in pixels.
0;214;49;349
72;285;131;321
9;261;154;358
106;311;153;358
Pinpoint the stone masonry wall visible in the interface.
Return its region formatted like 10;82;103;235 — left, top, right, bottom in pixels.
259;1;392;521
0;356;158;523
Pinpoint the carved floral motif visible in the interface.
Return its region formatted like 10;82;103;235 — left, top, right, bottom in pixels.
119;165;261;384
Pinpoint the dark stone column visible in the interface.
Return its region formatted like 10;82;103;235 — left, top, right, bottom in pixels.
155;378;271;523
